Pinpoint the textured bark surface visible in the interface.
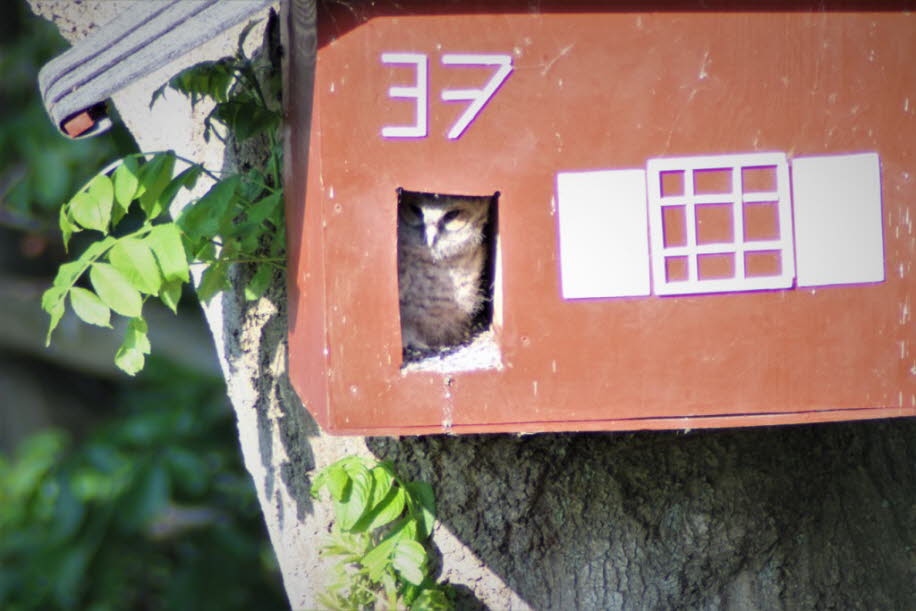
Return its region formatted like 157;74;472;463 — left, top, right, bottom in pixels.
29;2;916;609
370;421;916;609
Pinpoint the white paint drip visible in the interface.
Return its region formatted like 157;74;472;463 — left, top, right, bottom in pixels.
441;377;453;433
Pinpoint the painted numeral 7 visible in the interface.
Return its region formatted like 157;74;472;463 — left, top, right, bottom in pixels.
381;52;513;140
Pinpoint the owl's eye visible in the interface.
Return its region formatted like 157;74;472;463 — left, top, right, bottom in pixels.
441;209;468;231
399;202;424;227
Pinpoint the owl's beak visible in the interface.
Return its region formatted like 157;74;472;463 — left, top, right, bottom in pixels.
425;225;438;248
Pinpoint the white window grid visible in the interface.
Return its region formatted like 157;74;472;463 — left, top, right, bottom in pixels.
646;153;795;296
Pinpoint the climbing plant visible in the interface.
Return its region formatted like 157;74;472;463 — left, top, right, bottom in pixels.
36;19;455;610
311;456;454;610
41;23;284;375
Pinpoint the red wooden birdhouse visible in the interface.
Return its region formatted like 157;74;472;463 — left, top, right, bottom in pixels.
285;1;916;435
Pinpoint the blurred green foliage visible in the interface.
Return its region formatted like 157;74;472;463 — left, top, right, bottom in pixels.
0;5;287;609
0;361;287;610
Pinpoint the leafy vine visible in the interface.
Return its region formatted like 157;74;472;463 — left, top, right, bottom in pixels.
42;23;283;375
311;457;453;610
39;21;454;610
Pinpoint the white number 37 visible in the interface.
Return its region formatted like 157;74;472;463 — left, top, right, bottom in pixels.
381;52;513;140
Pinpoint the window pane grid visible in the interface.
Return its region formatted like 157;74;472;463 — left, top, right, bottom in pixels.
647;153;794;296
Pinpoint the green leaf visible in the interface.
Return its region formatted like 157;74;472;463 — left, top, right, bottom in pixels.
392;540;428;586
59;205;79;251
410;588;452;611
156;164;203;218
360;518;413;582
137;152;176;219
126;317;150;353
213;100;280;142
357;486;406;534
89;262;143;318
196;261;229;304
114;348;145;376
239;168;267;202
361;536;399;582
352;464;405;533
114;318;150;375
245;190;283;225
112;157;140;222
368;465;395;509
69;237;118;278
406;481;437;540
109;237;162;295
244;265;273;301
169;59;234;104
337;460;372;531
234;190;283;253
48;237;117;295
325;464;350;503
238;228;263;255
69;174;114;232
269;226;286;257
158;279;183;314
147;223;190;283
43;237;117;344
66;193;96;228
334;493;366;533
42;286;67;345
69;287;111;328
178;174;240;241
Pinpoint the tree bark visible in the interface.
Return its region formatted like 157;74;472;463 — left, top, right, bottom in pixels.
28;2;916;609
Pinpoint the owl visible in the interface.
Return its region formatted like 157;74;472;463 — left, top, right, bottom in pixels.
397;189;495;355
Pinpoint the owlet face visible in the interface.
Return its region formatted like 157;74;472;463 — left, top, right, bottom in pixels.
398;192;490;261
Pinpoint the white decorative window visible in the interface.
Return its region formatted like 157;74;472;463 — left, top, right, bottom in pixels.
556;151;883;300
646;153;795;296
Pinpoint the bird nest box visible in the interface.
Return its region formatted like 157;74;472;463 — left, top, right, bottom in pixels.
285;1;915;435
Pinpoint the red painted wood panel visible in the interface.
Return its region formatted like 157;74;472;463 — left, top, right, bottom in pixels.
286;2;915;434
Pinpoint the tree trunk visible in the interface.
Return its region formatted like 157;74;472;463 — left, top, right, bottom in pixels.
28;2;915;609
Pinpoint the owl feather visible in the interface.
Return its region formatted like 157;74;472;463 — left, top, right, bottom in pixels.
397;190;494;354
